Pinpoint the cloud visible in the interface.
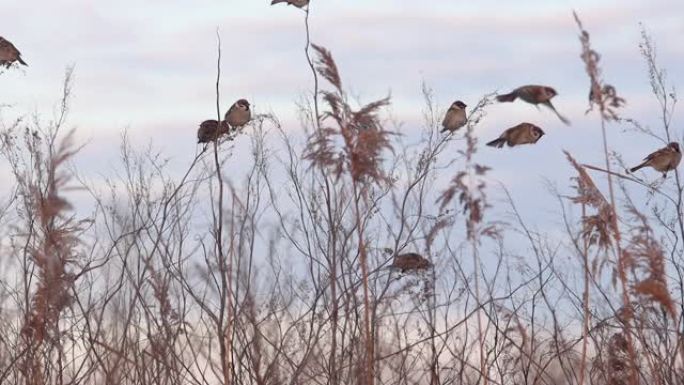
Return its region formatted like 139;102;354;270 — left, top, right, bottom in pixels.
1;0;682;226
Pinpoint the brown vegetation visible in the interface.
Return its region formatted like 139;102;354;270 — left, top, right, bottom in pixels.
0;8;683;385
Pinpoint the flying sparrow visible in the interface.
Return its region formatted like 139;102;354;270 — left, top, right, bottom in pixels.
486;123;545;148
0;36;27;68
197;120;230;143
271;0;309;8
629;142;681;178
497;85;570;125
390;252;431;273
225;99;251;128
441;101;467;133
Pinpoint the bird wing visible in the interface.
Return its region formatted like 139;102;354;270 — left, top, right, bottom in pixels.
441;111;451;128
0;38;18;55
526;86;543;99
224;104;236;120
0;39;12;58
0;38;22;64
505;125;524;144
541;101;570;125
644;147;670;162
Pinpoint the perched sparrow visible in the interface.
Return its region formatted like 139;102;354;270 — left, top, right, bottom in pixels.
271;0;309;8
225;99;251;128
629;142;681;178
441;101;468;133
197;120;230;143
486;123;545;148
390;253;431;273
497;85;570;125
0;36;27;68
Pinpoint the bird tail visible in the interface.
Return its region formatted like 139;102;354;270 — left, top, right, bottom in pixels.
496;92;517;102
18;57;27;66
629;163;646;173
271;0;287;4
486;138;506;148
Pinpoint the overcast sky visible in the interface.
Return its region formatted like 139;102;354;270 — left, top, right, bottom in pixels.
1;0;683;234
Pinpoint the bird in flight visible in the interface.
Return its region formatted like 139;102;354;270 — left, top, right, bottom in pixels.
486;123;545;148
497;85;570;125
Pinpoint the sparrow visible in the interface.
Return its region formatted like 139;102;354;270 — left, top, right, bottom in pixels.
271;0;309;8
225;99;251;128
0;36;27;68
628;142;681;178
197;120;230;143
486;123;545;148
441;101;468;133
390;252;431;273
497;85;570;125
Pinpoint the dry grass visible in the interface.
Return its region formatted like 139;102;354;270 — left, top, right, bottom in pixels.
0;9;683;385
305;44;393;185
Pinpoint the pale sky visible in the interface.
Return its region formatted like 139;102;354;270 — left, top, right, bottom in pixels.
1;0;683;232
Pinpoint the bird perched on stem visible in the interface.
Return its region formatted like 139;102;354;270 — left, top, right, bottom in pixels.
441;101;467;133
225;99;251;129
486;123;545;148
390;253;431;273
271;0;309;8
197;120;230;143
628;142;681;178
0;36;27;68
497;85;570;125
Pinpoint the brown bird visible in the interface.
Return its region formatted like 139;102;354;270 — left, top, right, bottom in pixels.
629;142;681;178
197;120;230;143
441;101;468;133
390;253;431;273
486;123;545;148
271;0;309;8
0;36;27;68
497;85;570;125
225;99;251;128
